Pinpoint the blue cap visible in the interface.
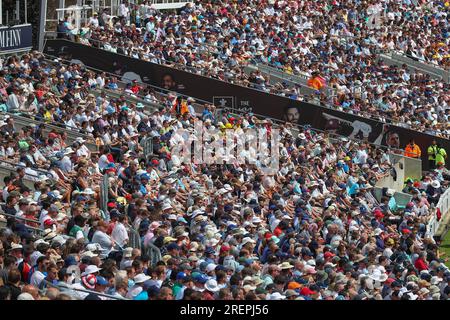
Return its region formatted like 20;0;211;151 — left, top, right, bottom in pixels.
199;261;209;271
167;243;180;251
64;255;77;267
176;272;187;280
96;276;108;286
76;195;88;201
244;259;254;266
177;217;188;224
193;273;208;284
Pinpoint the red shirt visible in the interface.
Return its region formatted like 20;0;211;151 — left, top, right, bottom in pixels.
131;85;140;94
414;258;428;272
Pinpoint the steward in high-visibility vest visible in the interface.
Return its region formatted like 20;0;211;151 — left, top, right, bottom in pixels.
427;140;438;169
435;146;447;166
404;139;421;159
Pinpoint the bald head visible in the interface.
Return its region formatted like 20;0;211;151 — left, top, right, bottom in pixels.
46;287;60;300
22;284;40;300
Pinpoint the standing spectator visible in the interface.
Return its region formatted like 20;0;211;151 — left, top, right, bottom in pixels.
404;139;422;159
427;140;438;169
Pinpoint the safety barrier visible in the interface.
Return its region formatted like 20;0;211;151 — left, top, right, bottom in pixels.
378;53;444;82
0;160;50;190
46;37;450;143
390;51;449;83
0;112;97;152
255;63;335;98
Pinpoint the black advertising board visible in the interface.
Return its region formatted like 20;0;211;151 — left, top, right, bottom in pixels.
44;39;450;170
0;24;33;54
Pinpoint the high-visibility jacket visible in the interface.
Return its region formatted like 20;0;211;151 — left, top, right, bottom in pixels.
427;145;438;160
435;147;447;165
404;144;421;158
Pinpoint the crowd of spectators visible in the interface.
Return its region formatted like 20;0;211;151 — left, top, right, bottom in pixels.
0;51;449;300
57;0;450;138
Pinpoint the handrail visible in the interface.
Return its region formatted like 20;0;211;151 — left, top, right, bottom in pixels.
0;112;97;152
0;158;51;176
378;53;444;81
0;211;41;225
43;280;130;300
78;38;312;99
389;49;450;73
1;111;91;138
46;38;450;140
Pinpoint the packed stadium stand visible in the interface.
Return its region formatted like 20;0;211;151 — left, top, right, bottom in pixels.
0;0;449;301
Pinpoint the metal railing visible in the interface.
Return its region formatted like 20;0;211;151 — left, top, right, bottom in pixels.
388;50;450;82
0;112;96;151
140;136;153;158
378;52;445;81
254;63;335;99
42;280;130;300
0;211;45;237
99;173;110;213
143;241;162;267
127;225;141;250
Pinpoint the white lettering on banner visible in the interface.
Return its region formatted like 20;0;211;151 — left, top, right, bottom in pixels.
170;121;280;175
0;29;22;49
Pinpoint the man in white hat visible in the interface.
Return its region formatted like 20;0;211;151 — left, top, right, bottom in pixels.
126;273;151;299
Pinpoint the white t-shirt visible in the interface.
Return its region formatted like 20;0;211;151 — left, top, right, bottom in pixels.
98;154;109;171
111;222;129;247
77;145;90;158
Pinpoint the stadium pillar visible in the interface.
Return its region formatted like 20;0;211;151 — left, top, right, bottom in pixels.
38;0;47;51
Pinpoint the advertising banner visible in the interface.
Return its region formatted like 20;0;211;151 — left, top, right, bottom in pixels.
0;24;32;54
